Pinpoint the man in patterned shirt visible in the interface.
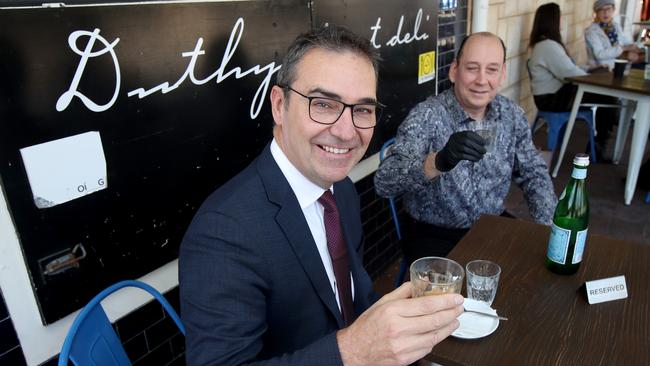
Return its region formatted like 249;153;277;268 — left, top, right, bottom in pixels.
375;32;557;265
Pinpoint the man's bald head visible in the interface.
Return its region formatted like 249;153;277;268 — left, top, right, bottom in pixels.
455;32;506;64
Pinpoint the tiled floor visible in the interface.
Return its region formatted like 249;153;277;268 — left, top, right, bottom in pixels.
374;120;650;295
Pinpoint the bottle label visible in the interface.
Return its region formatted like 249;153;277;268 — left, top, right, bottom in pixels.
572;228;588;264
571;167;587;179
547;224;571;264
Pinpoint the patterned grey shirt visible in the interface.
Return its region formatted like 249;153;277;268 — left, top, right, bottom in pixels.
374;88;557;229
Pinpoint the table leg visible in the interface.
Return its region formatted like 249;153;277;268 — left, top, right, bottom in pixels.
624;101;650;205
613;100;635;164
552;87;584;178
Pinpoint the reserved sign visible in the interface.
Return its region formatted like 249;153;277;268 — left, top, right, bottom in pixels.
585;275;628;304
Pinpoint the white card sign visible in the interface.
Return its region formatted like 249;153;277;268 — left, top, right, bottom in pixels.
585;275;628;304
19;131;108;209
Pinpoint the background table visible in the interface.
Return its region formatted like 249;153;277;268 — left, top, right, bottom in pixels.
552;70;650;205
427;215;650;366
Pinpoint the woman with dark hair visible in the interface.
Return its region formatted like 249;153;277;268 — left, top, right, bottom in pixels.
528;2;614;161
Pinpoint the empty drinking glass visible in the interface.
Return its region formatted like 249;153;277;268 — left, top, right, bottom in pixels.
474;121;496;153
466;260;501;305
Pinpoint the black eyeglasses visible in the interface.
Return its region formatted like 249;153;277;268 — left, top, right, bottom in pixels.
281;85;385;129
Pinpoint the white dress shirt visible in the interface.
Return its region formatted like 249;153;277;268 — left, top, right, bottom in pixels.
270;139;354;311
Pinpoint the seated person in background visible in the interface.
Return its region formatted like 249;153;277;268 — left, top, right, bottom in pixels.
585;0;645;68
529;2;618;161
374;32;557;266
180;25;464;366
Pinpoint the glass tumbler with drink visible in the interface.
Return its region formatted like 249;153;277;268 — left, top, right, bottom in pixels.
410;256;464;297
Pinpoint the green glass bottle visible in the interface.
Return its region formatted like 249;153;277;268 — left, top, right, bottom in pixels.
546;153;590;275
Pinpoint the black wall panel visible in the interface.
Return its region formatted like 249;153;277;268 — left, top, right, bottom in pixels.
0;0;309;323
0;0;441;326
312;0;439;151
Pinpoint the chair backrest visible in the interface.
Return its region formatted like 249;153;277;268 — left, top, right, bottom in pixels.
379;138;410;286
379;138;402;240
533;109;596;156
58;280;185;366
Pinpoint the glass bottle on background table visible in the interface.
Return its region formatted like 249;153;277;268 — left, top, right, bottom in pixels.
546;154;590;275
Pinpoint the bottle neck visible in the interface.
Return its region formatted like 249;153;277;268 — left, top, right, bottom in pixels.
571;165;587;180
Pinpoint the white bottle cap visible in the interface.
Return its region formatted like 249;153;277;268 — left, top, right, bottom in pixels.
573;153;590;167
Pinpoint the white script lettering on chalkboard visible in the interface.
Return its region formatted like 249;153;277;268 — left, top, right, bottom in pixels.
128;18;279;119
370;8;429;49
56;18;280;119
56;29;121;113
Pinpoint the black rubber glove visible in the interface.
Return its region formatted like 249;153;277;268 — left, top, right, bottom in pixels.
434;130;487;172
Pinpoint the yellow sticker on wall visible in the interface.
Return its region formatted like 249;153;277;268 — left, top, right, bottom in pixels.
418;51;436;84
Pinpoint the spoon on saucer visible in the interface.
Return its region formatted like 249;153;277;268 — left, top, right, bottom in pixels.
463;308;508;321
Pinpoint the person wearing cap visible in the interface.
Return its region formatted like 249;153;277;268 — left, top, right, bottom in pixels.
585;0;645;69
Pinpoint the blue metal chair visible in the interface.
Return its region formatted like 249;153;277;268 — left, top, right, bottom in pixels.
532;109;597;163
379;138;408;286
58;280;185;366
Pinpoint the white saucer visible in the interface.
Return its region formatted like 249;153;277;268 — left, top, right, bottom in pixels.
451;298;500;339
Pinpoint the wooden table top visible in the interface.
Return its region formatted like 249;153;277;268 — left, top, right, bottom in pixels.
426;215;650;366
566;69;650;95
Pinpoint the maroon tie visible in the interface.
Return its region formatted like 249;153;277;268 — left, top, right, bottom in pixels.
319;190;354;326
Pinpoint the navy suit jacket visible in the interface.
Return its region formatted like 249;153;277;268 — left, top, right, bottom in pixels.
179;145;377;365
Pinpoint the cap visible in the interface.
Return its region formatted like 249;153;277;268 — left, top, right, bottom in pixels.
574;153;590;167
593;0;615;12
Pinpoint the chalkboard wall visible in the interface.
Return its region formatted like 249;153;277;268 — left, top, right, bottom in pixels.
0;0;438;324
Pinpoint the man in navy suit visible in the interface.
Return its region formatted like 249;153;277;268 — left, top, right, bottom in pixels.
179;25;464;366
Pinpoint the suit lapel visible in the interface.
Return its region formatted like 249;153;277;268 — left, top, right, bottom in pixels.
256;146;345;328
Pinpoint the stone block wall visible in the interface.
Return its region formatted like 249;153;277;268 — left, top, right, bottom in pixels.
485;0;597;122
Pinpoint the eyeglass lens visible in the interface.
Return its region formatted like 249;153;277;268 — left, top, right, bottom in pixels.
308;98;380;128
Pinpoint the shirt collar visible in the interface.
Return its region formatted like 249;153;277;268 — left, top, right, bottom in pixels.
440;88;501;125
270;139;331;209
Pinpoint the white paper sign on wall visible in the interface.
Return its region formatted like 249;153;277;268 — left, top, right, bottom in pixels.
19;131;107;208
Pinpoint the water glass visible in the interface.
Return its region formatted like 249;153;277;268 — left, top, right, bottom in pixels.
466;260;501;305
474;122;496;153
410;256;464;297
